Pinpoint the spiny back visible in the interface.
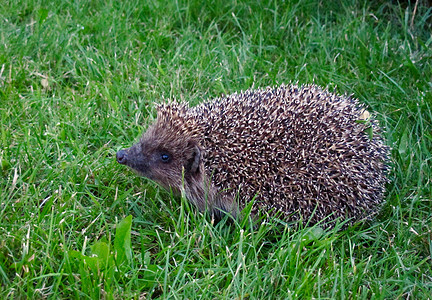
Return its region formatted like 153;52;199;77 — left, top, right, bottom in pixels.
190;85;389;224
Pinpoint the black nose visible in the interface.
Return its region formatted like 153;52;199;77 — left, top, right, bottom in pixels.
116;150;127;164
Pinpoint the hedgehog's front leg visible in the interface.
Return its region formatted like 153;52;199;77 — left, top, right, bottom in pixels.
182;145;237;220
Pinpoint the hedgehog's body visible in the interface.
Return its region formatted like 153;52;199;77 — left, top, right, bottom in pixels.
117;85;389;226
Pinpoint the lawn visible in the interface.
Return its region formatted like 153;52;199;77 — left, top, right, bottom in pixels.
1;0;431;298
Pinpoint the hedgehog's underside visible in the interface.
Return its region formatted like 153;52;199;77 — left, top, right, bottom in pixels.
118;85;390;227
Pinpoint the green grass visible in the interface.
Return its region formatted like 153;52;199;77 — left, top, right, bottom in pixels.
1;0;431;298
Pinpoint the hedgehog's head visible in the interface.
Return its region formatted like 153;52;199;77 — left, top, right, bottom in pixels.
116;103;203;193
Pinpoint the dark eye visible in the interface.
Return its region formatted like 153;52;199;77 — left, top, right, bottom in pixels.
160;153;171;163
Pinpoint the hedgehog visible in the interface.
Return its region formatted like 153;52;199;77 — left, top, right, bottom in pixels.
116;84;390;227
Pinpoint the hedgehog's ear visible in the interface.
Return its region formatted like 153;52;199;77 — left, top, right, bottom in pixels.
186;142;201;174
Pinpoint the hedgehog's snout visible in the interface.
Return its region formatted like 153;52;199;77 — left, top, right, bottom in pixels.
116;149;128;165
116;144;147;173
